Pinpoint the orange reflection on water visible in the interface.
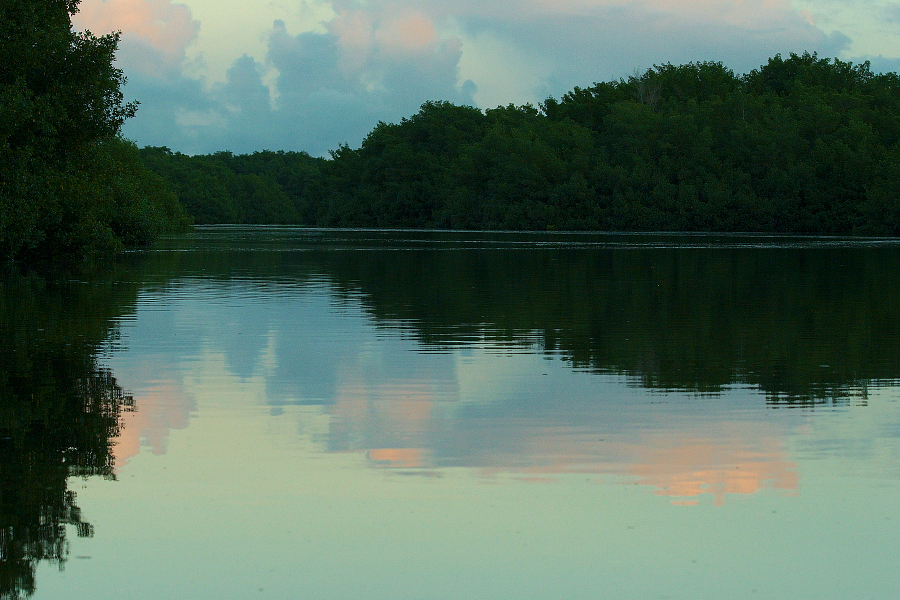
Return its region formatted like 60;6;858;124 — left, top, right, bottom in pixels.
329;376;799;504
367;448;426;468
486;422;800;505
628;434;799;506
109;354;800;506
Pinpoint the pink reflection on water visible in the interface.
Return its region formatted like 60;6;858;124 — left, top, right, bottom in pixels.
331;377;799;504
111;373;193;471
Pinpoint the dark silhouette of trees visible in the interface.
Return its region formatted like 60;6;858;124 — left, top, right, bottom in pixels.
139;148;325;225
0;1;190;266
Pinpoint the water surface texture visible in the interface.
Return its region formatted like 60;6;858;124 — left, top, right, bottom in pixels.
5;229;899;599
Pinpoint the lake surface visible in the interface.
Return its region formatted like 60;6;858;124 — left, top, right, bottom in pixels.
3;228;900;599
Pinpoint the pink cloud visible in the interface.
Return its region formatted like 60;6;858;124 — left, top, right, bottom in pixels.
321;0;823;81
327;7;447;77
328;9;376;72
73;0;199;75
377;12;439;54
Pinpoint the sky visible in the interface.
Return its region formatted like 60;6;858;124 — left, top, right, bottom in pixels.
72;0;900;156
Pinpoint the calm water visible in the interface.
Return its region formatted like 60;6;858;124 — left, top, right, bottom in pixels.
3;228;900;599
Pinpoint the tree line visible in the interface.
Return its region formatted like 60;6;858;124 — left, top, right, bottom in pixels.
141;52;900;235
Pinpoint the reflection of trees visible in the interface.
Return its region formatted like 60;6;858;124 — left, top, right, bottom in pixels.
313;236;900;402
139;230;900;403
0;275;135;599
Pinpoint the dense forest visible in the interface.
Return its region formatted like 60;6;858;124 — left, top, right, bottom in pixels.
140;52;900;235
0;1;191;267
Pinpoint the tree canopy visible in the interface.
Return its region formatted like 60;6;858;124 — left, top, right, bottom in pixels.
142;52;900;235
0;0;191;266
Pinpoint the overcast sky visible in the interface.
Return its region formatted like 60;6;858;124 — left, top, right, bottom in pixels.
73;0;900;156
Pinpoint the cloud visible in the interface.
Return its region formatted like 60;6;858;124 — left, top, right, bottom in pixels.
127;11;473;155
264;14;473;152
450;0;850;105
886;2;900;22
74;0;199;76
379;12;440;53
857;53;900;75
76;0;872;155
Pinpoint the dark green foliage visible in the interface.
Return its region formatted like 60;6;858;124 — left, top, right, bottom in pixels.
0;0;190;266
143;53;900;235
90;137;193;245
139;147;325;225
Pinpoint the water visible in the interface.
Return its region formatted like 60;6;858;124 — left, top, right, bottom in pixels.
3;228;899;599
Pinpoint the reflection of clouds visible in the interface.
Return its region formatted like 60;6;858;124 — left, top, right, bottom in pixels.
265;295;373;406
111;274;813;504
446;407;798;505
316;343;801;505
327;357;458;458
108;290;208;470
367;448;426;468
111;376;194;470
628;433;798;506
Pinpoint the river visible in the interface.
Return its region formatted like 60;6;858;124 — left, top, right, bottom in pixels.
3;228;899;599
